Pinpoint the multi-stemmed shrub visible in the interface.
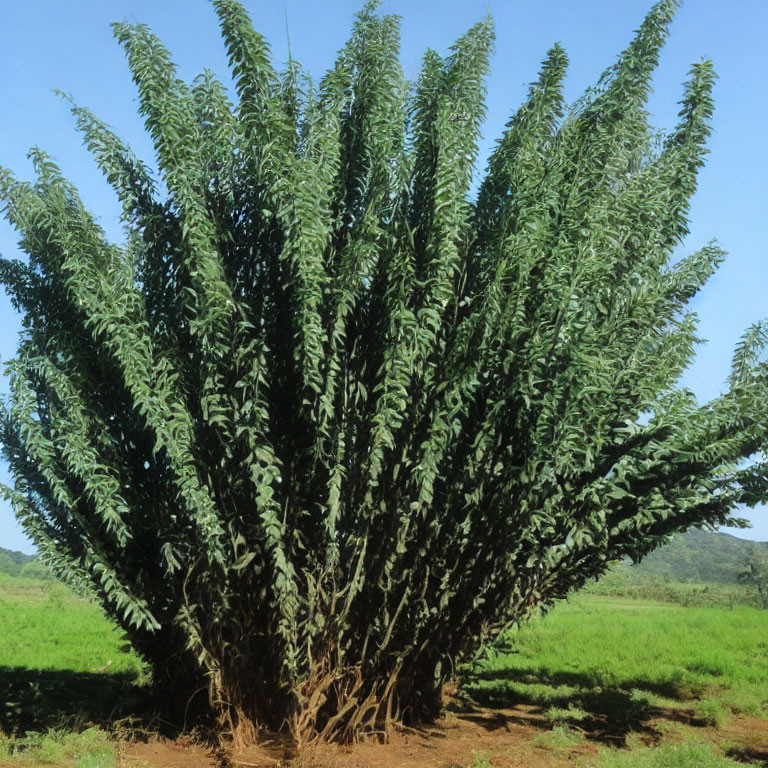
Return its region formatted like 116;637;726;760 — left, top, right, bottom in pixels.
1;0;766;744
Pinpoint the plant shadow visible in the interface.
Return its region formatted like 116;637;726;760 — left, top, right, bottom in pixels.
0;663;713;750
725;744;768;767
0;666;158;737
459;665;705;747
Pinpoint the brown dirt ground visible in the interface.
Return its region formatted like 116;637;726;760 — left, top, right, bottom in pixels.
121;738;221;768
716;716;768;765
114;702;768;768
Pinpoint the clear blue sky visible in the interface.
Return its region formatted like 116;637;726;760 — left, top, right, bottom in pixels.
0;0;766;553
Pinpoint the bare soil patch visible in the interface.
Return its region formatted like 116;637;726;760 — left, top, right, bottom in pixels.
120;737;221;768
113;703;768;768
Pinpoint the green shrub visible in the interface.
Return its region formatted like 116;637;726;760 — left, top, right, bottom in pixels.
2;0;766;744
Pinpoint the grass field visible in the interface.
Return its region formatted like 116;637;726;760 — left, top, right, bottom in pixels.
1;573;766;766
465;595;768;724
0;573;143;676
0;571;148;761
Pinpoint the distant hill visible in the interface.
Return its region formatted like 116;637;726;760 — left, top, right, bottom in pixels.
627;529;768;584
0;546;36;577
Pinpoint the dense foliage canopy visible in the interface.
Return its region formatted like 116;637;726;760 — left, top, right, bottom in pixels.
1;0;766;744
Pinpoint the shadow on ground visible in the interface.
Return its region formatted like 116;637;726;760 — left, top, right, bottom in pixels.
471;664;689;700
0;666;155;736
459;666;705;747
725;744;768;767
0;664;716;753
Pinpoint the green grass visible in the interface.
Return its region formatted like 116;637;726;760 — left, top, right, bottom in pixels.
595;736;744;768
0;572;141;676
530;724;585;749
2;572;766;765
0;573;148;737
545;704;589;724
696;699;731;728
464;594;768;729
0;726;116;766
469;751;492;768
